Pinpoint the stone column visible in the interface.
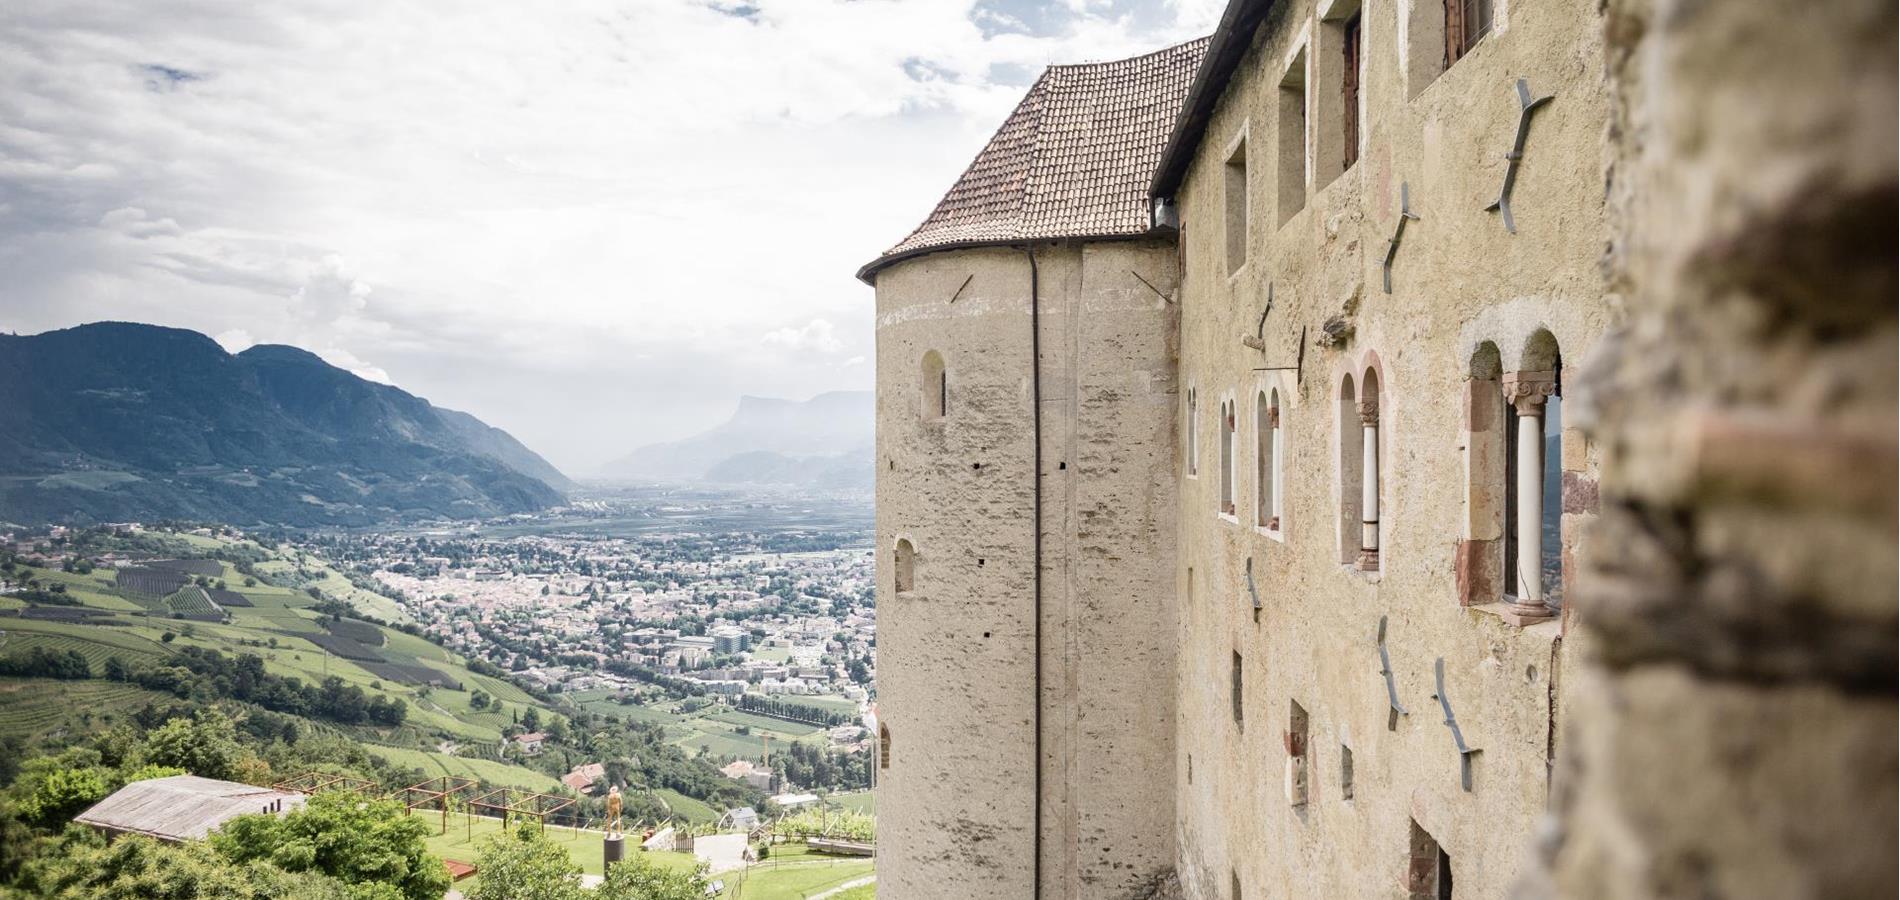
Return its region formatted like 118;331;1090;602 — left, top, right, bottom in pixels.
1503;371;1555;624
1357;397;1379;570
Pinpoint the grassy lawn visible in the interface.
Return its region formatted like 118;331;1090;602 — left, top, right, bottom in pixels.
716;845;875;899
830;792;875;815
423;815;705;893
653;788;719;825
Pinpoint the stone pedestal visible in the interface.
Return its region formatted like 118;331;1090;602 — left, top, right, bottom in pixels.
603;834;625;870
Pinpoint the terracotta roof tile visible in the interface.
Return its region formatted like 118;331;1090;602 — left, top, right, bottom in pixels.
860;37;1210;281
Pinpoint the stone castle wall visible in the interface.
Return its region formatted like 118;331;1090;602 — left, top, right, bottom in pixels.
874;240;1182;900
1167;0;1609;896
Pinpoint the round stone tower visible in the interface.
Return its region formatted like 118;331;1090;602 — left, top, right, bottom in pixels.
857;37;1207;900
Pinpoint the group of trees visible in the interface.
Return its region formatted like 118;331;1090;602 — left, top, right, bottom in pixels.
104;647;408;727
0;704;462;899
10;790;450;900
770;740;871;792
734;693;855;728
0;647;93;680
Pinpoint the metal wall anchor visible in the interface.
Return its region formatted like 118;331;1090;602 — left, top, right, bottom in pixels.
1484;77;1555;234
1433;657;1481;791
1245;556;1262;611
1241;283;1275;350
1377;616;1407;731
1382;182;1419;294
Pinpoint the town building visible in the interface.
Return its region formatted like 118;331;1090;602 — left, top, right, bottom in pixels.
860;0;1895;897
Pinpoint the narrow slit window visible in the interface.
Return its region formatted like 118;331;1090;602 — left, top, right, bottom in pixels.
1286;700;1310;806
893;538;916;594
879;723;891;770
1341;743;1355;799
1256;389;1283;531
1231;651;1244;727
921;351;947;419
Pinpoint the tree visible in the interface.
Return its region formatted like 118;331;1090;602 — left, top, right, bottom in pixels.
19;830;354;899
466;823;585;900
595;852;710;900
521;708;541;732
142;711;244;780
212;792;449;900
15;766;111;827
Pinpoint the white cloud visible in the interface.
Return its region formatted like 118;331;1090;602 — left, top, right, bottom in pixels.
0;0;1220;472
316;346;394;386
213;328;255;353
762;318;845;354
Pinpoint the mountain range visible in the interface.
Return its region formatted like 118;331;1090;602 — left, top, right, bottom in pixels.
0;322;569;526
603;391;872;489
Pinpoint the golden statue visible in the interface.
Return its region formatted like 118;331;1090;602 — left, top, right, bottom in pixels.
605;785;623;836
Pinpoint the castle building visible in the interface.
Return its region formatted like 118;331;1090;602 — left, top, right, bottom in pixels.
860;0;1896;897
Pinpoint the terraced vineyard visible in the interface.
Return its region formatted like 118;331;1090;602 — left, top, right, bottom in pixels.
0;618;171;663
0;678;175;732
164;585;222;619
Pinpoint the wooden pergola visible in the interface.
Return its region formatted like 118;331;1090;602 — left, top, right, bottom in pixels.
396;776;479;834
467;786;575;835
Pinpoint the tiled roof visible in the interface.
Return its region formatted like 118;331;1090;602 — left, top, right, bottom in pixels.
859;37;1210;282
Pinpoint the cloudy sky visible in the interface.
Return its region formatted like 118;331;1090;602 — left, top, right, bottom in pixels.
0;0;1221;474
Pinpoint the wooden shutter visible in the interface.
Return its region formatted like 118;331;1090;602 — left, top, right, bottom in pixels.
1444;0;1463;68
1343;15;1361;169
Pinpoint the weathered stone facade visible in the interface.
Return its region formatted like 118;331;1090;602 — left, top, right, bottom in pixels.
1163;0;1608;895
862;0;1895;896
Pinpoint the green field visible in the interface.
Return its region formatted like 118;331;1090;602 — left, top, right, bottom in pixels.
653;788;719;825
0;536;571;753
716;844;876;899
363;745;563;792
831;792;875;815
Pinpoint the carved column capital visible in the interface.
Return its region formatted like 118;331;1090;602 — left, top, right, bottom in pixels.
1502;370;1557;414
1267;407;1281;429
1357;398;1380;427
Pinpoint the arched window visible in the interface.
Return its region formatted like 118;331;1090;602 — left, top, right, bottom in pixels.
1336;374;1364;565
1256;388;1282;532
1219;398;1237;516
1186;387;1199;476
893;538;916;594
879;723;891;770
921;351;947;419
1501;331;1562;622
1460;342;1506;606
1357;368;1381;572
